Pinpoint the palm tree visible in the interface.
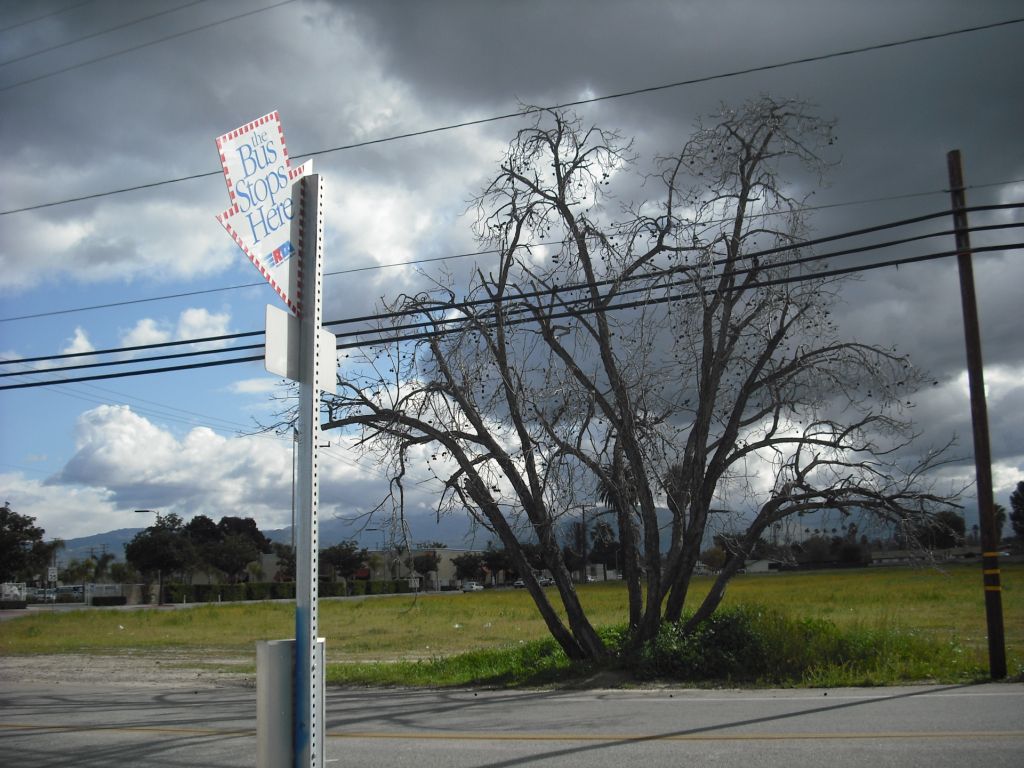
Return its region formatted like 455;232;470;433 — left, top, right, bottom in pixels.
993;504;1006;545
92;552;115;582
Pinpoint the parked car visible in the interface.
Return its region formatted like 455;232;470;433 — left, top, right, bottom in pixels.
538;577;554;586
512;579;526;588
462;581;484;592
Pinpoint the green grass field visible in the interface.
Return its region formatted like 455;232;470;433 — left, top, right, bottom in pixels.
2;563;1020;687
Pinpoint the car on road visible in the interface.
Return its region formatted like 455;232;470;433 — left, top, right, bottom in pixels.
513;577;552;588
462;581;484;592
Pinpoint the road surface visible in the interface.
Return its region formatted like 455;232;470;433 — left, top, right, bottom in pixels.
1;681;1021;767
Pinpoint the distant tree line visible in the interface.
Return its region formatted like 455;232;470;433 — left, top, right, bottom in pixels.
0;502;63;583
124;513;274;599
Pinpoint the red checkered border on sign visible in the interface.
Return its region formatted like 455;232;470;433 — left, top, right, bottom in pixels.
214;110;289;206
216;204;301;316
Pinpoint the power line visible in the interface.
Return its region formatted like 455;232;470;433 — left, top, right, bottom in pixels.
2;16;1021;217
0;1;93;34
21;376;256;436
3;203;1019;369
0;0;298;93
0;342;264;379
2;328;262;365
319;203;1023;334
4;238;1020;391
0;0;208;68
2;180;1020;326
327;220;1024;347
0;352;264;390
0;245;507;323
333;241;1024;354
0;362;374;474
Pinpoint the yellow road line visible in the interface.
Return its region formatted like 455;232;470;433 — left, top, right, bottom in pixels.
328;730;1024;742
0;722;252;737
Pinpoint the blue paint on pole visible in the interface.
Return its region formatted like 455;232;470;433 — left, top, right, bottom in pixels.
295;604;310;760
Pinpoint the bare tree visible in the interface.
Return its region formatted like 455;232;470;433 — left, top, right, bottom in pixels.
320;98;958;660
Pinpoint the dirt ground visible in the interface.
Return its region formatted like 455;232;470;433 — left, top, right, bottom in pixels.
0;652;255;688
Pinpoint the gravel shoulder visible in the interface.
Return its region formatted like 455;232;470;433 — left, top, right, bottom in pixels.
0;651;255;689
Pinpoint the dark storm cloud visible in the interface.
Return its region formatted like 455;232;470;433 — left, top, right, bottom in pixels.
337;0;1024;373
3;0;1022;539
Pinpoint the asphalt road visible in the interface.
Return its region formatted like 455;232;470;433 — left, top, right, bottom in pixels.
1;681;1022;767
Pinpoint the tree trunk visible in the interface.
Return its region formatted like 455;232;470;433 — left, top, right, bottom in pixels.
469;482;606;661
616;505;643;630
682;556;746;634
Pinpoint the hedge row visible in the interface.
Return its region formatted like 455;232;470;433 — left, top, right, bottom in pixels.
161;580;414;603
90;595;128;606
347;579;413;596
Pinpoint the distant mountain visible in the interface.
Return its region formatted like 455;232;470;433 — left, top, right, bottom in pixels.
58;513;482;565
265;514;485;551
59;527;140;564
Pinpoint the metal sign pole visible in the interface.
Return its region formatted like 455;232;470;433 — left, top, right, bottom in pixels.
294;173;326;766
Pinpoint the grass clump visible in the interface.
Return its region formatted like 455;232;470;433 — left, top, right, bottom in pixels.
326;638;577;688
324;605;988;689
2;564;1016;687
628;605;987;687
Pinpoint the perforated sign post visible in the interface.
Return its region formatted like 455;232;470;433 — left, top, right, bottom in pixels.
291;172;327;768
215;112;332;768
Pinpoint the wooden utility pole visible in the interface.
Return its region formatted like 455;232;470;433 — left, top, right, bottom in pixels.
947;149;1006;679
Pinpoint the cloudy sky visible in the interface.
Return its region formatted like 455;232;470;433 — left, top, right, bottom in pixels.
1;0;1021;544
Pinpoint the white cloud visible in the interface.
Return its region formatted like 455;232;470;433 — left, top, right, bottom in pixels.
228;378;282;395
60;327;94;356
176;307;231;342
2;471;119;540
120;317;171;348
0;198;235;290
116;307;231;357
45;405;412;538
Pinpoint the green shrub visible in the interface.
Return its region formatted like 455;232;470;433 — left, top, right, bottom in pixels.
634;606;769;682
192;584;217;602
163;584;188;603
270;582;295;599
626;605;988;686
246;582;271;600
320;582;347;598
349;580;367;596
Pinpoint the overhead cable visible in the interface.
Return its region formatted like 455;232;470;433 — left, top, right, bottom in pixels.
2;204;1019;369
3;239;1020;391
2;180;1020;325
0;1;92;34
0;0;208;68
0;0;298;93
2;17;1021;216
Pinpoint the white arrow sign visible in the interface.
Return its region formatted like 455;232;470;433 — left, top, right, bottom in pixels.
215;111;311;314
